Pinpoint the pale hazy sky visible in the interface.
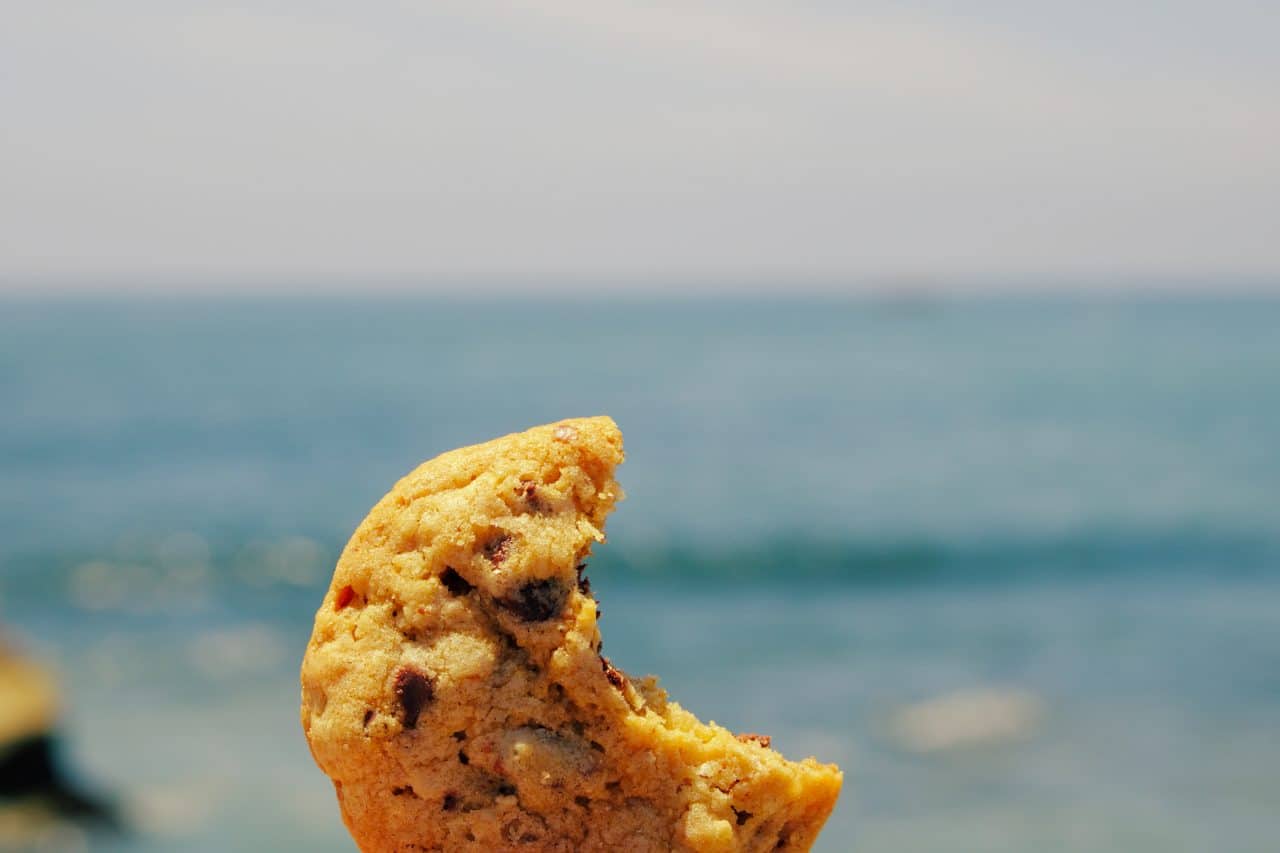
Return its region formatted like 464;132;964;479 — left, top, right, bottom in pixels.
2;2;1278;292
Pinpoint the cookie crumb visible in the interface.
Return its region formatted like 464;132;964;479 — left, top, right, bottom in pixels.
553;425;577;442
394;668;435;730
601;657;627;691
736;733;772;749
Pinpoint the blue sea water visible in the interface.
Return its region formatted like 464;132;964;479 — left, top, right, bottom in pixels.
1;295;1278;851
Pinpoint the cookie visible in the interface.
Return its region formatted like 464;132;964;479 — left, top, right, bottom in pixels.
301;417;842;852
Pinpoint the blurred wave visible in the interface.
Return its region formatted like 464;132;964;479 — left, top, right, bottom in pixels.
2;525;1276;618
596;526;1280;583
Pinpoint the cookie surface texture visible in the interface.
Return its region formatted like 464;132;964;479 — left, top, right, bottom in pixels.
301;417;842;852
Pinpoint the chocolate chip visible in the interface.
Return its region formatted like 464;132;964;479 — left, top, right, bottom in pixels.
335;585;356;610
575;562;592;596
391;785;417;797
518;482;548;513
601;656;627;691
574;796;590;808
442;793;459;812
362;709;374;727
457;750;469;765
498;579;567;622
733;807;753;826
439;567;473;596
483;534;512;565
736;732;771;749
452;730;467;741
497;783;516;797
394;668;434;730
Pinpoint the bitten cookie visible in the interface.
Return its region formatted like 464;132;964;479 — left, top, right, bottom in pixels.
300;417;842;852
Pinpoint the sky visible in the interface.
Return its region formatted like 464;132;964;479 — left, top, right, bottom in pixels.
2;1;1278;293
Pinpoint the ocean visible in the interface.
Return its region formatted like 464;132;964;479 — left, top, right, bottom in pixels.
1;295;1278;851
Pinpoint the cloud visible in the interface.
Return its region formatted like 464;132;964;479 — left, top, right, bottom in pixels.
1;2;1277;288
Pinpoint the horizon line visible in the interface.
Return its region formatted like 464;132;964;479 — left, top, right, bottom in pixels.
2;273;1279;299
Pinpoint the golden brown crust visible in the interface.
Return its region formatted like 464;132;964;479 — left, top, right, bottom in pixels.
301;417;841;852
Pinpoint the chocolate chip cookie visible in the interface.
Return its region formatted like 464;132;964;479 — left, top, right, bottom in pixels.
300;417;842;852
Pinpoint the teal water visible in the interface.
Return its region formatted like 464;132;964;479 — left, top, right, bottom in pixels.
2;296;1278;851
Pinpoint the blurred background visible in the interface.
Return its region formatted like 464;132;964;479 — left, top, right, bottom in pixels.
2;3;1278;852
